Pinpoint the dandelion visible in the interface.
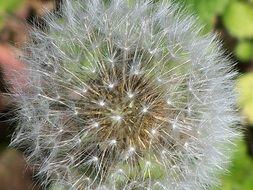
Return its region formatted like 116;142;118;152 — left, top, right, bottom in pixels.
11;0;240;189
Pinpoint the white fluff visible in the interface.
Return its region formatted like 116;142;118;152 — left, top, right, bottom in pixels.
11;0;240;190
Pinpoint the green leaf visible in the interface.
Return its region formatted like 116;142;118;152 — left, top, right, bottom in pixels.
237;73;253;124
0;17;4;30
0;0;23;14
235;40;253;61
175;0;229;32
194;0;228;20
223;1;253;39
212;139;253;190
0;0;24;30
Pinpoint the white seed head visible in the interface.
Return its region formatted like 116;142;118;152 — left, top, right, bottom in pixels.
11;0;240;190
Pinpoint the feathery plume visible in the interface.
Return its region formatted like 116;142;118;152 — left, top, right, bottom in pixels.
11;0;240;189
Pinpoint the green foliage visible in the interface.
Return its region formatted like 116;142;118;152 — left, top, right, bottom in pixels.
175;0;229;31
0;0;24;29
235;40;253;61
212;139;253;190
237;74;253;124
223;1;253;39
0;17;3;29
0;0;23;14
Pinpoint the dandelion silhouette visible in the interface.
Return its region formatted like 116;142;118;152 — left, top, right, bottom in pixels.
11;0;240;189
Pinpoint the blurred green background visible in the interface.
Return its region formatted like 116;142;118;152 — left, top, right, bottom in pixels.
0;0;253;190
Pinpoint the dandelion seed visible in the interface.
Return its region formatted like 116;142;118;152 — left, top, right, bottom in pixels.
109;139;117;146
111;115;122;122
11;0;240;189
98;100;106;107
172;123;177;130
82;88;87;93
92;156;98;162
145;161;151;168
151;129;157;135
128;146;135;153
127;92;134;99
108;83;115;89
74;109;79;115
166;99;172;105
142;106;149;113
93;122;100;128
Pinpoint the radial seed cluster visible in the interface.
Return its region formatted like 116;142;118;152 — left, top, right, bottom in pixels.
11;0;239;190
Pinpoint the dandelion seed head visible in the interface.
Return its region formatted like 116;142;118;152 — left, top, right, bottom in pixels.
11;0;240;189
